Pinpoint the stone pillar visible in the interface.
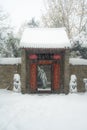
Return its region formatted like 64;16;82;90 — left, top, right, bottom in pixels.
64;49;70;94
21;49;27;93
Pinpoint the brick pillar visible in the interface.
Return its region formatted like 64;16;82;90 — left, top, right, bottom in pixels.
21;49;27;94
64;49;70;94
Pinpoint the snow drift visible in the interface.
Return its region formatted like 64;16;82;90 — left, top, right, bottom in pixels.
0;89;87;130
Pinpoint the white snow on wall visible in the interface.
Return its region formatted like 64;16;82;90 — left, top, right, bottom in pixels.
69;58;87;65
0;57;87;65
20;28;70;48
0;58;21;65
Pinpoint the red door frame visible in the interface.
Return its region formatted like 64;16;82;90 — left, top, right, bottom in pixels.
30;60;60;93
52;63;60;91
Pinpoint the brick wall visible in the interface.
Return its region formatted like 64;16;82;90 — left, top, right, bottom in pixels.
0;64;21;90
0;57;87;93
70;65;87;92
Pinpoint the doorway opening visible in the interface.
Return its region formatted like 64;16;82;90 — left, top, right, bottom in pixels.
37;64;52;91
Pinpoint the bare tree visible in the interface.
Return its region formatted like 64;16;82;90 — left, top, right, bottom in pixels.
42;0;87;38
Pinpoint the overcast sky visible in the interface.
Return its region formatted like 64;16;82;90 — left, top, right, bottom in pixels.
0;0;44;30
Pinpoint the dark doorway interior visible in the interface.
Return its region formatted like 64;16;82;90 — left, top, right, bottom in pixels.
37;64;52;91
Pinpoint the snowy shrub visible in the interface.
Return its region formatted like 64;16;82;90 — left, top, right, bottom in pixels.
83;78;87;91
69;75;77;93
71;31;87;59
13;74;21;92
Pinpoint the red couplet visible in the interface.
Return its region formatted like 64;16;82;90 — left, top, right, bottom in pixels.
30;63;37;92
53;63;60;91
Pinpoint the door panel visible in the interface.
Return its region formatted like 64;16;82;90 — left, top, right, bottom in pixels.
53;63;60;91
30;63;37;92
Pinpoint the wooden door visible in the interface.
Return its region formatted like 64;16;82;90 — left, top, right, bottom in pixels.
53;63;60;91
30;63;37;92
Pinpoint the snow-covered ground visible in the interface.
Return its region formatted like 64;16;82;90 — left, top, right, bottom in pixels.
0;89;87;130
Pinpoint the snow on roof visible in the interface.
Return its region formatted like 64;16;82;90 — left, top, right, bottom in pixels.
69;58;87;65
20;28;70;48
0;58;21;65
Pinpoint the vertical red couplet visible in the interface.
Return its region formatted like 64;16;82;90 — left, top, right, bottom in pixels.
53;63;60;91
30;63;37;92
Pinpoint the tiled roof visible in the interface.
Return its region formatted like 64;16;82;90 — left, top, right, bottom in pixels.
20;28;70;48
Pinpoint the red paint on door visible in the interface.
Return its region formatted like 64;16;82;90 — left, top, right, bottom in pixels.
30;63;37;92
53;63;60;91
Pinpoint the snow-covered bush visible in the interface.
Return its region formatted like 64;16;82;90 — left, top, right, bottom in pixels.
69;75;77;93
71;31;87;59
13;74;21;92
83;78;87;91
